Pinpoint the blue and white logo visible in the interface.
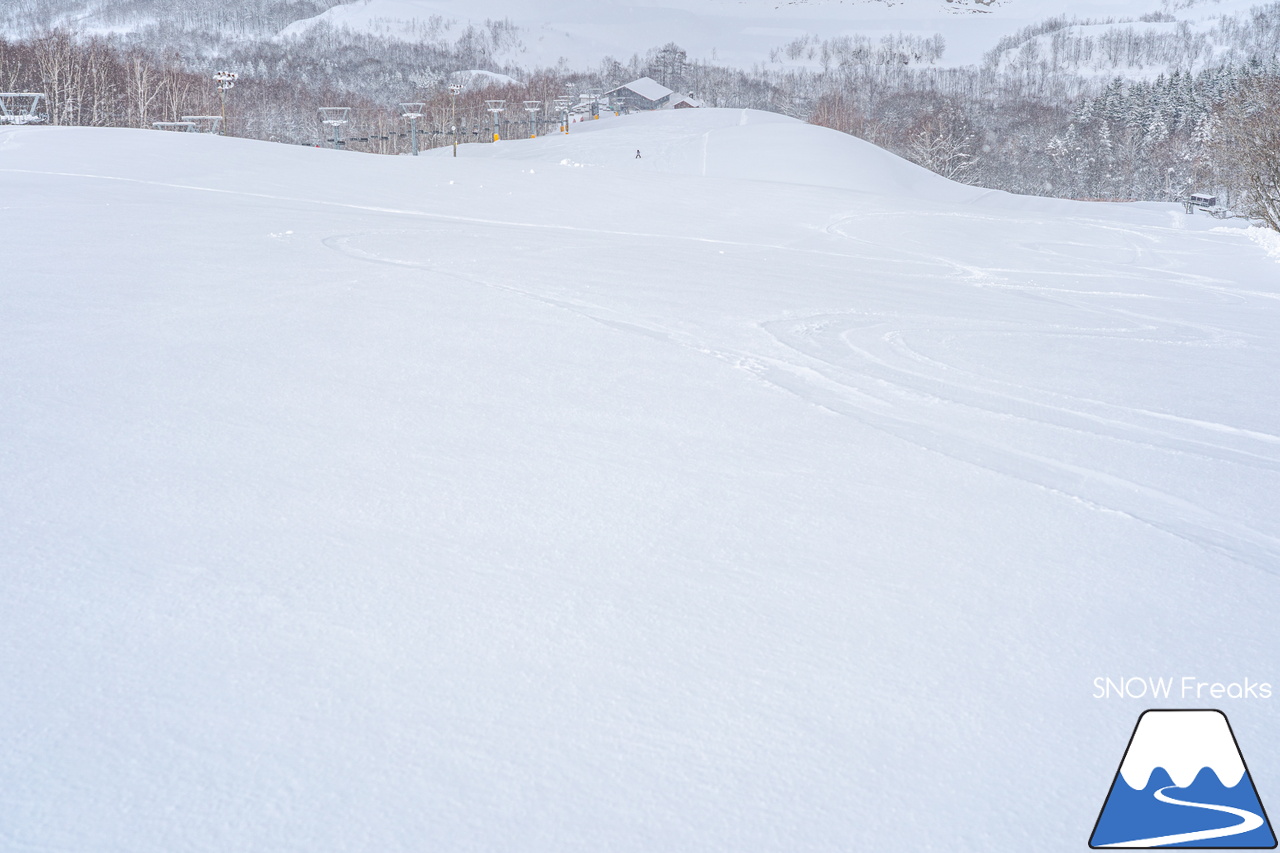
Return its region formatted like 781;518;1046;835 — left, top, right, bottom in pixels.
1091;709;1276;848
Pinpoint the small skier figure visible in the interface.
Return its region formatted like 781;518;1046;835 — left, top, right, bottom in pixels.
636;149;642;159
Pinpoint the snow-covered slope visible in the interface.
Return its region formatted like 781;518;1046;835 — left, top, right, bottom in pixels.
450;109;986;201
2;111;1280;852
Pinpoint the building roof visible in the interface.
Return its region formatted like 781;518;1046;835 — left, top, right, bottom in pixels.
668;94;704;109
606;77;674;103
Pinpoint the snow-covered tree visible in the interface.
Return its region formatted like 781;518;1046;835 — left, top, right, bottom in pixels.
1214;76;1280;230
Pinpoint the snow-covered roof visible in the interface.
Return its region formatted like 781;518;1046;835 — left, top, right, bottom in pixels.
607;76;673;103
667;94;704;109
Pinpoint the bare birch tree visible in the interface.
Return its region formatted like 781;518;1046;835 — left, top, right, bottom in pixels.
1214;76;1280;230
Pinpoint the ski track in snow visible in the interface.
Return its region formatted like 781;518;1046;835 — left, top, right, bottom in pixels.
7;133;1277;573
0;166;887;259
755;222;1280;572
320;218;1280;575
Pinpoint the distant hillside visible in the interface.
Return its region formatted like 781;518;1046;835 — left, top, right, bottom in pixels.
0;0;353;39
982;3;1280;76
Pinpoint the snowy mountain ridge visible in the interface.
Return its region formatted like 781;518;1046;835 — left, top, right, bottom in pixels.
273;0;1277;69
4;0;1276;73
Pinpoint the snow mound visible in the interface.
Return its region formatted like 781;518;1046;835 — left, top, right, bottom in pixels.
1216;225;1280;264
448;107;985;202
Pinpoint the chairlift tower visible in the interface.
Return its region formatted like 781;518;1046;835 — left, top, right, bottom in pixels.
523;100;541;138
485;99;505;142
448;83;462;157
213;71;237;132
0;93;46;125
554;97;571;134
563;83;578;132
400;102;425;155
318;106;350;149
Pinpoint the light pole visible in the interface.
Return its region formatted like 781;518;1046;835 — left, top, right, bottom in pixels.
213;71;237;133
448;83;461;157
485;99;505;142
400;102;424;155
523;100;540;138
